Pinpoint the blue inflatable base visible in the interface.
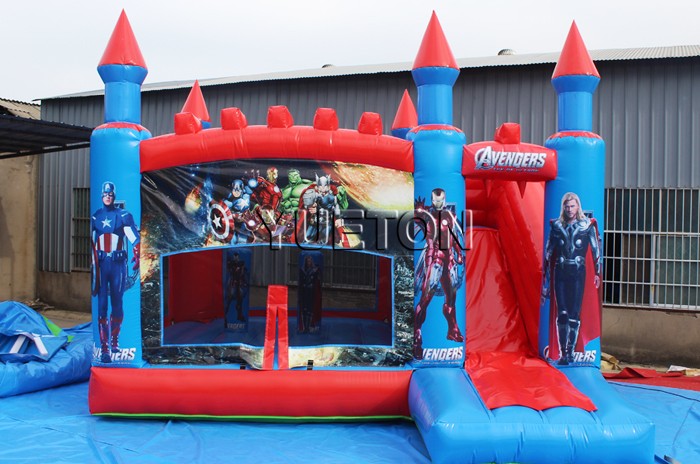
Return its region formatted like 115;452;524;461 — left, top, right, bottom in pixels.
410;367;655;463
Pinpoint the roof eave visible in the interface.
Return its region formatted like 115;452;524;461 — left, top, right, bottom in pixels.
42;45;700;101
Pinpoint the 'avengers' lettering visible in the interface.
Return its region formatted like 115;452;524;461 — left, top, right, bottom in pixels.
93;346;136;362
474;146;547;170
421;347;464;361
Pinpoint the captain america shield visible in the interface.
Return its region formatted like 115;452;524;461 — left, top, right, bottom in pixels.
207;201;236;242
91;242;100;296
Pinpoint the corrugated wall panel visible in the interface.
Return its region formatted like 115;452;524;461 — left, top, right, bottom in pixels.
635;62;653;187
678;61;694;188
39;96;101;272
453;65;557;146
665;62;680;186
39;148;91;272
595;58;700;189
649;62;668;187
693;61;700;186
39;58;700;271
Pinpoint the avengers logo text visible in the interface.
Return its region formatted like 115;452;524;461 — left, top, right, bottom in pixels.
474;146;547;171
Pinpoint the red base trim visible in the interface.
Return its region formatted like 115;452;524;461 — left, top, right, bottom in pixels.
409;124;463;134
89;367;412;417
95;122;149;132
548;131;602;140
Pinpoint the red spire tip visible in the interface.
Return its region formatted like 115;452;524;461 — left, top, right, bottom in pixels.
99;10;147;68
552;21;599;79
392;90;418;130
181;80;210;122
413;11;458;70
494;123;521;144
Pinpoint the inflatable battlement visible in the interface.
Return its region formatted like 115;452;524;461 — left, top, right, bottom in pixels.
141;106;414;173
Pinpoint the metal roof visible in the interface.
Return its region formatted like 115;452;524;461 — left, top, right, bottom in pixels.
0;98;41;119
0;114;92;159
47;45;700;100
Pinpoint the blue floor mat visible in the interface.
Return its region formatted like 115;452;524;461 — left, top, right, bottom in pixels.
0;378;697;463
164;316;392;347
0;381;429;464
609;382;700;464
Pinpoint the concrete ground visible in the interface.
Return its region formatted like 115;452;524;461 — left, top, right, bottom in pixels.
20;299;90;328
40;308;92;328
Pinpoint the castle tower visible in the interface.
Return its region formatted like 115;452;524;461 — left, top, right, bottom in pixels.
541;22;605;369
412;12;460;126
551;22;600;132
97;10;148;124
408;12;467;367
90;10;151;367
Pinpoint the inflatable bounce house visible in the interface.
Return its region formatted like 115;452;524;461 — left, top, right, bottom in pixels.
88;11;655;463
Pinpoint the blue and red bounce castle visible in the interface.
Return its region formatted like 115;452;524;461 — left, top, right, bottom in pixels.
87;11;654;463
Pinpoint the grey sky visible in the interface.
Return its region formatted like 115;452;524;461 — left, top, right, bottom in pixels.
2;1;698;102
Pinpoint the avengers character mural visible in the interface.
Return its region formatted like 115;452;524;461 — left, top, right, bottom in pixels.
297;252;322;334
542;192;602;365
413;188;465;360
204;164;351;247
140;159;416;368
224;249;250;331
280;169;313;214
208;176;256;243
251;166;282;211
91;181;140;363
296;173;349;246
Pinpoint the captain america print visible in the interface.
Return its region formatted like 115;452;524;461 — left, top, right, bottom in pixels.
91;181;140;363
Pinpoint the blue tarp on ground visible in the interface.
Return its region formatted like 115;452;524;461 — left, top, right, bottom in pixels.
0;381;430;463
610;382;700;464
0;376;697;463
0;302;92;397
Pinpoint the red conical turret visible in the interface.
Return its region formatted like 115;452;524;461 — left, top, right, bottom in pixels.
98;10;147;124
181;81;210;122
98;10;147;68
392;90;418;131
411;12;459;126
413;11;458;70
552;21;599;79
551;21;600;132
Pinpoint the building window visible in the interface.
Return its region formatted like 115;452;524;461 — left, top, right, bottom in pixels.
240;247;378;291
604;188;700;311
288;248;377;290
71;188;91;271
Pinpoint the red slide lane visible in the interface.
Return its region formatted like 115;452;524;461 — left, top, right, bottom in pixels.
465;180;595;411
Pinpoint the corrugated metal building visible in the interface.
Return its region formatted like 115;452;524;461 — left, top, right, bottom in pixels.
39;46;700;318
